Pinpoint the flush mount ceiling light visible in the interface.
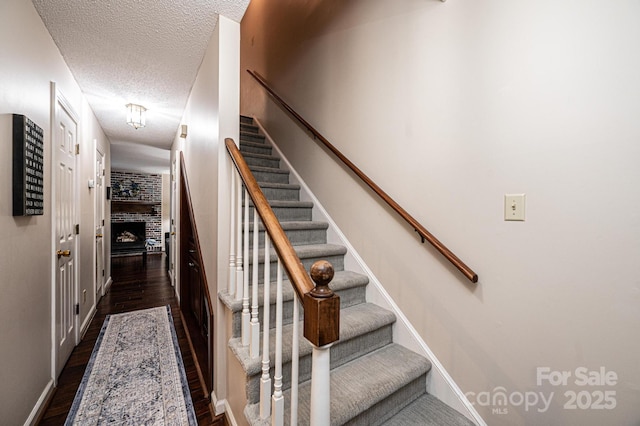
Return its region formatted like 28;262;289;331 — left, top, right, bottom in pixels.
126;103;146;129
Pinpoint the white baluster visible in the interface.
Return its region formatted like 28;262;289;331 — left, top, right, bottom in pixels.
310;344;333;426
250;211;260;357
290;293;300;426
235;179;243;301
271;259;284;426
259;234;271;419
242;188;250;346
228;170;236;295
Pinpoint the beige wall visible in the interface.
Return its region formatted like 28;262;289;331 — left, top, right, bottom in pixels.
0;1;110;423
171;15;239;409
241;1;640;424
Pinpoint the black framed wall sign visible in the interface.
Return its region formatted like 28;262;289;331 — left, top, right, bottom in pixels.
13;114;44;216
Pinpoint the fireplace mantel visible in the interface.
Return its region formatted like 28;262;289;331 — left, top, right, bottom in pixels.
112;200;159;214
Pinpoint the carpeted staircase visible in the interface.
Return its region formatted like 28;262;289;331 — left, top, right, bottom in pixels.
219;116;475;425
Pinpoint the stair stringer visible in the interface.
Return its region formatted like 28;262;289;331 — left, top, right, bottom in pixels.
253;117;486;426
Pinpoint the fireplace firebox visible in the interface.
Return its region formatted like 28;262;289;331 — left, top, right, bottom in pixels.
112;221;146;254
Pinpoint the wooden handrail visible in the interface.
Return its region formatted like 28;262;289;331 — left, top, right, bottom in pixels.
226;138;314;300
226;138;339;346
247;70;478;283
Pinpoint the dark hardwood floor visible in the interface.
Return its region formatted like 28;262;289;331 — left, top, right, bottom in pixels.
38;253;224;425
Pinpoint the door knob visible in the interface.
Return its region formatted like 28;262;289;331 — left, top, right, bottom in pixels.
96;234;103;238
57;249;71;258
171;232;176;235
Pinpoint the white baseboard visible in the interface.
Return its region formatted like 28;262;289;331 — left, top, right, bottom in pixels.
24;379;54;426
80;305;97;340
224;399;239;426
210;392;227;416
211;392;241;426
255;117;485;425
104;276;113;293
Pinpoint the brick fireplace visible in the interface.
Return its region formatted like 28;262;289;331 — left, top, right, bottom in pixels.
111;170;162;248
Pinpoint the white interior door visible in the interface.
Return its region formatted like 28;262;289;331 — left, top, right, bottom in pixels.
95;148;105;299
54;91;78;378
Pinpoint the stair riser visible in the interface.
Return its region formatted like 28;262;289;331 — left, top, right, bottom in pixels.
241;133;267;143
246;228;327;248
250;169;289;184
248;206;312;222
240;144;272;156
241;123;259;133
245;325;395;404
240;116;253;125
244;156;280;169
260;186;299;201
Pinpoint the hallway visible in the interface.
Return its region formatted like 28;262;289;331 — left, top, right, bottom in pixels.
38;254;222;425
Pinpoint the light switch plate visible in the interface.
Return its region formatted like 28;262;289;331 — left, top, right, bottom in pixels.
505;194;525;221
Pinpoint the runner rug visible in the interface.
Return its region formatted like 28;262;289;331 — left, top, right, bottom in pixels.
65;306;197;425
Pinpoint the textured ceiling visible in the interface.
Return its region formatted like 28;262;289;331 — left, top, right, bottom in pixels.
32;0;249;173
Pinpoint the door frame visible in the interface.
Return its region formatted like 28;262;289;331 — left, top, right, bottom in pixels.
95;146;106;300
50;81;80;383
169;157;178;288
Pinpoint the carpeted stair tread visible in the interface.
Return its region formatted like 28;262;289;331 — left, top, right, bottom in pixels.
255;181;300;191
248;166;290;184
242;152;281;162
247;220;328;247
240;144;273;156
380;394;475;426
247;243;347;265
249;165;289;176
241;131;266;142
228;303;397;377
241;123;259;133
245;199;314;209
248;201;313;222
245;343;431;426
243;152;281;168
249;220;329;235
219;270;369;313
254;182;300;201
240;115;253;124
240;140;272;151
248;165;288;175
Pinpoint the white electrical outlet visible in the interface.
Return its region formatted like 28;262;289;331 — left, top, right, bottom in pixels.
505;194;526;221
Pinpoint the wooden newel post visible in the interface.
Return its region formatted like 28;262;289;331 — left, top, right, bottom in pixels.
304;260;339;426
304;260;340;346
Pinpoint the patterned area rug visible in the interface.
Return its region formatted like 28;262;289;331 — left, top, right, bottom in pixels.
65;306;197;425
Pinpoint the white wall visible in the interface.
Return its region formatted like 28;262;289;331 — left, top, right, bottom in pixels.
172;14;239;411
0;1;110;423
79;98;111;327
240;1;640;424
